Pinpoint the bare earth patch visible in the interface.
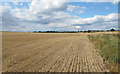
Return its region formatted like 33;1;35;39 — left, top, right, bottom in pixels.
2;32;117;72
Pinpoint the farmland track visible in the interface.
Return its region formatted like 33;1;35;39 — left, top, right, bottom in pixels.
2;32;110;72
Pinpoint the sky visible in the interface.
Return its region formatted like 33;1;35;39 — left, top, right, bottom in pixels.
0;0;119;31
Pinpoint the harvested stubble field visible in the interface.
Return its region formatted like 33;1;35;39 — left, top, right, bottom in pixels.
2;32;118;72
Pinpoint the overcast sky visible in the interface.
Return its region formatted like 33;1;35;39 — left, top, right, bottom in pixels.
0;0;119;31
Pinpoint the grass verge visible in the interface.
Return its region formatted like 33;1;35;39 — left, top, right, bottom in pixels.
88;34;118;72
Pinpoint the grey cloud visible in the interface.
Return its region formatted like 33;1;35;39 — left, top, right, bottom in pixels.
2;9;20;26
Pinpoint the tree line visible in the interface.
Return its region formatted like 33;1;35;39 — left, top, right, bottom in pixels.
33;28;116;33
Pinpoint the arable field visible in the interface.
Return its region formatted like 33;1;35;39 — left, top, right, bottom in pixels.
2;32;118;72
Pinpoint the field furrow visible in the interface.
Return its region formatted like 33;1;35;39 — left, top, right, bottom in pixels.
2;32;110;72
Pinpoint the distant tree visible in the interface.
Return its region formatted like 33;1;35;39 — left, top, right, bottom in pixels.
33;31;36;33
110;28;115;31
46;31;49;33
99;30;104;32
84;31;87;33
80;31;83;32
88;30;92;33
96;30;100;32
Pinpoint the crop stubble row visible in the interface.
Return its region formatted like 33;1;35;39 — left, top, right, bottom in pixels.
2;32;109;72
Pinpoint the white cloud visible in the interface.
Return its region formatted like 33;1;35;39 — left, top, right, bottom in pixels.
73;13;118;25
29;0;68;14
13;2;18;5
67;5;80;11
75;10;84;14
74;0;120;2
3;3;9;5
105;7;109;10
67;5;76;11
67;5;86;14
80;7;86;9
67;5;86;12
1;0;120;2
72;13;118;30
112;0;119;4
76;26;81;29
12;8;24;12
20;3;23;6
